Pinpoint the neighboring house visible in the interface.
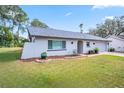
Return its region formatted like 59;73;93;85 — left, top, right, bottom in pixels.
21;27;111;59
106;35;124;52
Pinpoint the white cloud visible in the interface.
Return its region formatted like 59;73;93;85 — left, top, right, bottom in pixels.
64;12;72;16
92;5;108;9
92;5;124;10
102;16;114;20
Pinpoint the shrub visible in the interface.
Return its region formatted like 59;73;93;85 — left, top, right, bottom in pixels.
72;49;78;56
108;48;115;52
88;48;100;54
94;48;99;54
41;52;47;59
113;48;115;52
88;50;95;54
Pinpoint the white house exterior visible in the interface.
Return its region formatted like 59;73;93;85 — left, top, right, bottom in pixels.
21;27;110;59
107;35;124;52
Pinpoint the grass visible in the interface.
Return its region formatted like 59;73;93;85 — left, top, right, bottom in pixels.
0;48;124;88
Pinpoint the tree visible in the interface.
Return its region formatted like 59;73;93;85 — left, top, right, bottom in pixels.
89;16;124;37
0;26;14;47
79;23;83;33
0;5;29;47
14;9;29;38
31;19;48;28
114;16;124;36
0;6;12;27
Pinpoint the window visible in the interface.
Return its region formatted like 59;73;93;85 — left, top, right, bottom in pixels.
48;40;66;50
86;42;90;47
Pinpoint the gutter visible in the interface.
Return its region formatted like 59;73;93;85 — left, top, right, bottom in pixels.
30;35;111;42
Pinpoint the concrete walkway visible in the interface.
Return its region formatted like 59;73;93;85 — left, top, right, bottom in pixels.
86;52;124;57
102;52;124;57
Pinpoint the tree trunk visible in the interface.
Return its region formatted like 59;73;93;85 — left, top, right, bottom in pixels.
117;31;124;36
17;25;20;39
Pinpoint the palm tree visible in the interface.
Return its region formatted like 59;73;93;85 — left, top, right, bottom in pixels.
14;8;29;38
79;23;83;33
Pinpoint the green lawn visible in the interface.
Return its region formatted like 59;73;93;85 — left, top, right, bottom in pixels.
0;48;124;88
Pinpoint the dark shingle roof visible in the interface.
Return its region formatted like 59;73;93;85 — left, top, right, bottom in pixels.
28;26;110;41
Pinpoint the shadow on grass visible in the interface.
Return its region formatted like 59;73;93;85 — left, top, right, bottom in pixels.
0;50;21;62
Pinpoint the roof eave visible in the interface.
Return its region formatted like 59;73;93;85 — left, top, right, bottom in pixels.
30;35;111;42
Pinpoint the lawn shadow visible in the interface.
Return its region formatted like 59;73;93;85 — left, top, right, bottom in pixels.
0;50;21;62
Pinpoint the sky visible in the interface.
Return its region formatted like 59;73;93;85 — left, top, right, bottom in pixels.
20;5;124;33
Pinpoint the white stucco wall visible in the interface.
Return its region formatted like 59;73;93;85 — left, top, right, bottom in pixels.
21;37;78;59
83;40;108;53
21;37;109;59
107;36;124;52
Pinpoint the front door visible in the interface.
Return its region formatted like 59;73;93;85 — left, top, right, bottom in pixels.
77;41;83;54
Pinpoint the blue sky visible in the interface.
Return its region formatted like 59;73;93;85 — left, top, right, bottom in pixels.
21;5;124;33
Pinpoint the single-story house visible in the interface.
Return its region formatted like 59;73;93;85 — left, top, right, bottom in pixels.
106;35;124;52
21;27;111;59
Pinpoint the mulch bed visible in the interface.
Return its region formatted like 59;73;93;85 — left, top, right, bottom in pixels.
20;55;84;63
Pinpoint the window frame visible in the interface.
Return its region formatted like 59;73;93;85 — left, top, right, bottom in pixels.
48;40;66;51
86;42;90;47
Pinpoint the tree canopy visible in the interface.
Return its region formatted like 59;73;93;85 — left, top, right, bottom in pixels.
0;5;29;47
79;23;83;33
89;16;124;37
31;19;48;28
0;6;49;47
